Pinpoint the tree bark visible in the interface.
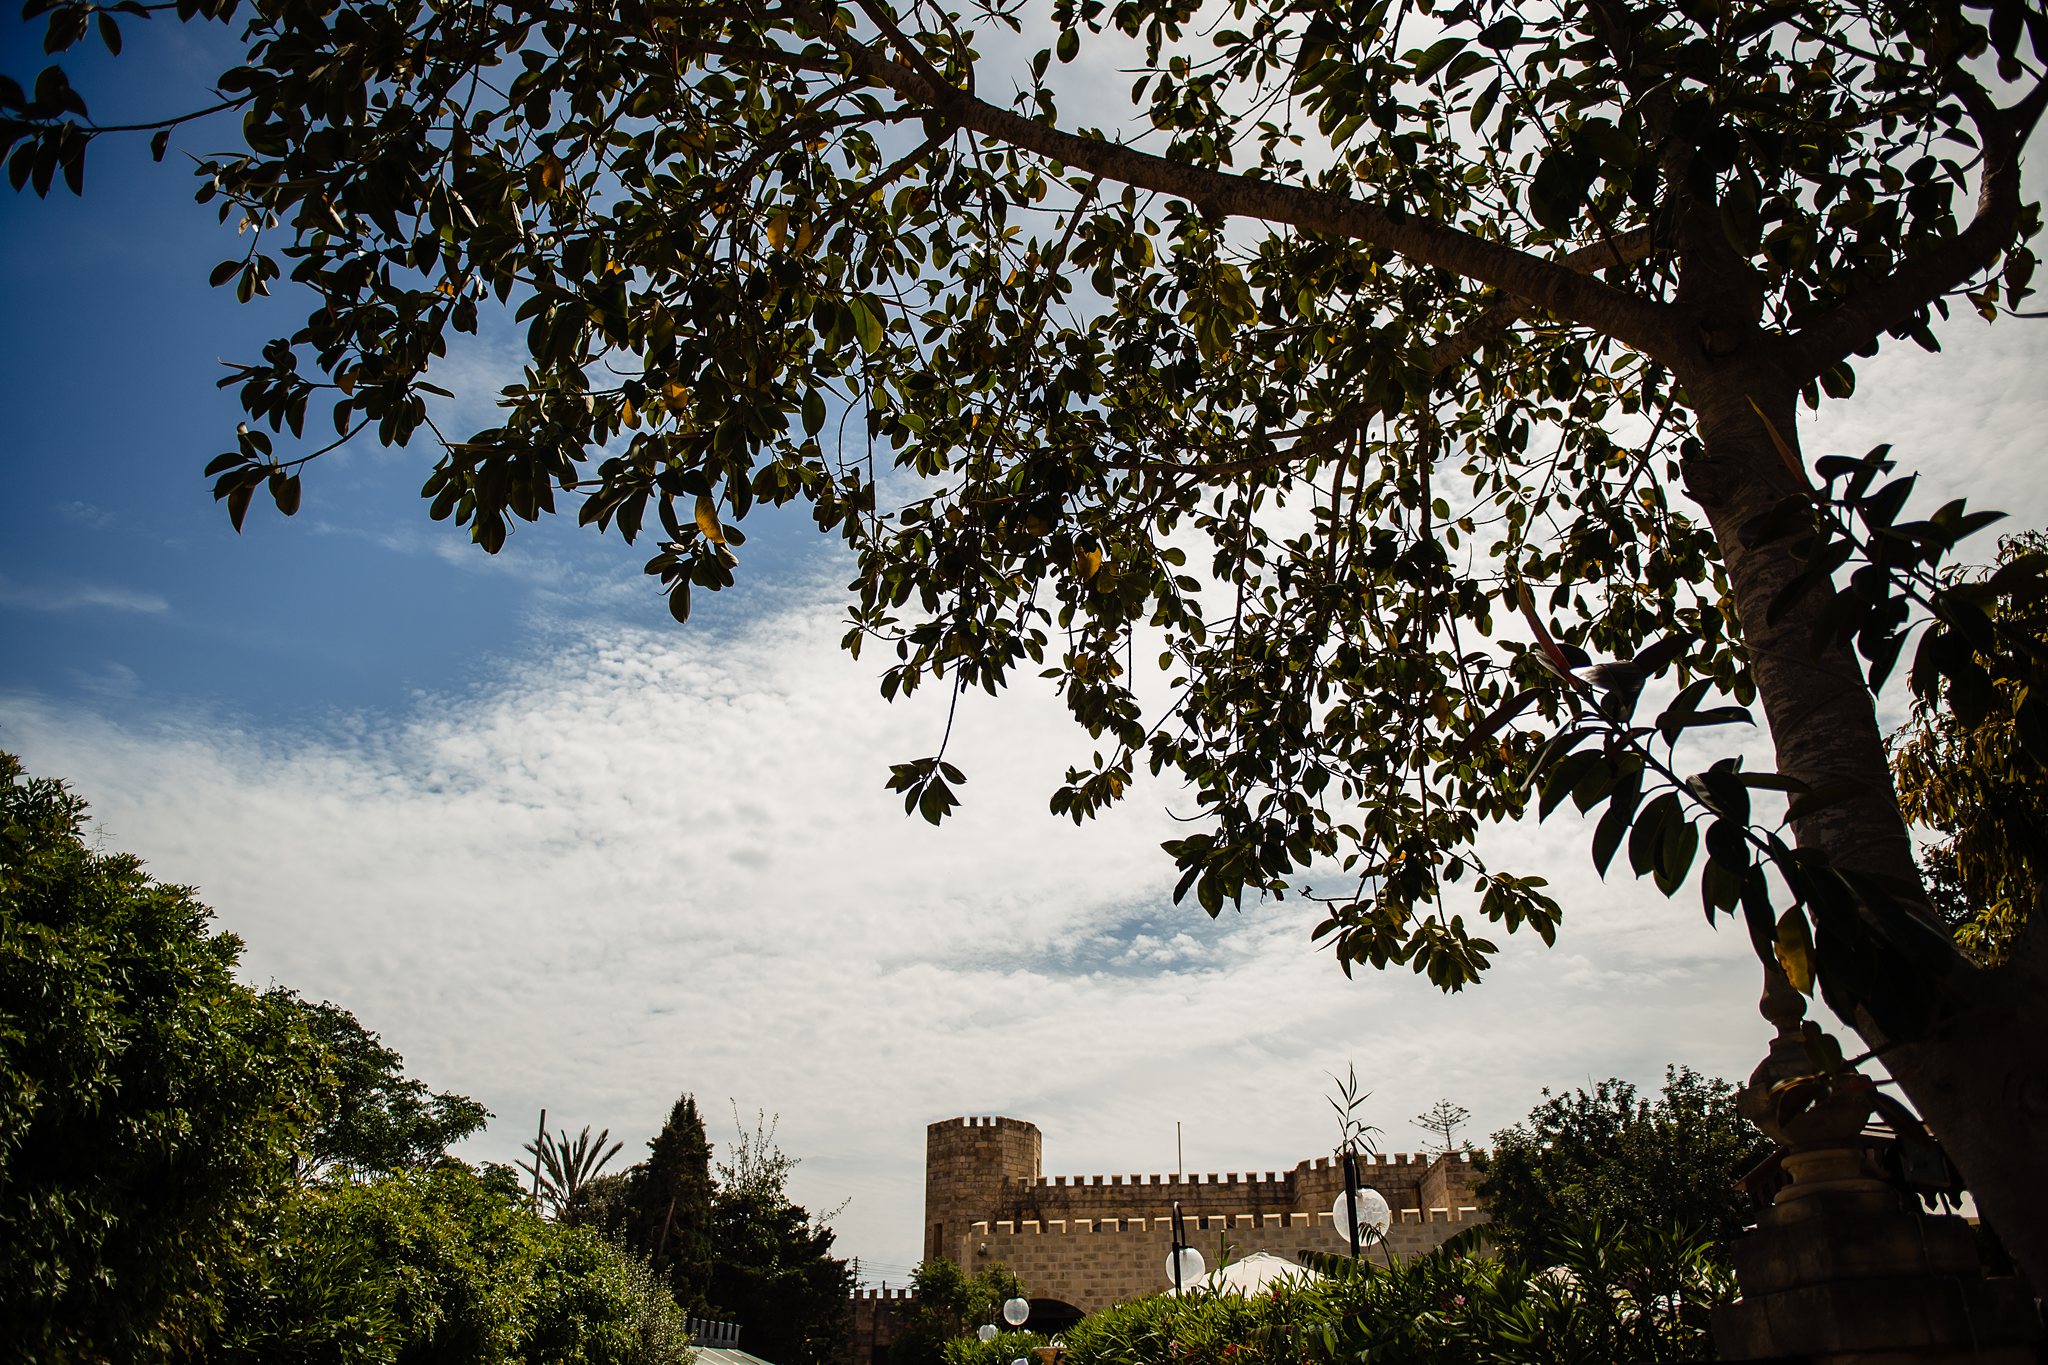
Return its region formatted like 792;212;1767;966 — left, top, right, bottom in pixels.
1681;364;2048;1298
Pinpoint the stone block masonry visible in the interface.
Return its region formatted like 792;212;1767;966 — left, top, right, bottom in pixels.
921;1116;1487;1314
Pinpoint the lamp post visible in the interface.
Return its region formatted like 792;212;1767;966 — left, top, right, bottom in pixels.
1001;1268;1029;1329
1329;1149;1393;1268
978;1267;1030;1342
1166;1199;1205;1291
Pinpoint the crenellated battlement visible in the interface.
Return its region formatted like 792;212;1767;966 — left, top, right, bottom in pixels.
970;1206;1481;1237
1024;1170;1291;1188
922;1115;1490;1328
854;1287;918;1302
932;1114;1038;1133
1010;1148;1468;1194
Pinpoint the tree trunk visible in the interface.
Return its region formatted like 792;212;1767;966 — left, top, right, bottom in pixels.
1681;367;2048;1298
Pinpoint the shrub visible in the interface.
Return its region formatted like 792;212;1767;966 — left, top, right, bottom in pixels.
942;1328;1046;1365
0;755;326;1361
213;1160;696;1364
1061;1222;1730;1365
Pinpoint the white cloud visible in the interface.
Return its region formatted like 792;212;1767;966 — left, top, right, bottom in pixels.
56;500;114;529
0;578;168;614
1;582;1773;1276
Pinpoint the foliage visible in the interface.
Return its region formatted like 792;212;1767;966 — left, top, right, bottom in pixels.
2;0;2040;987
10;0;2048;1274
891;1260;1029;1365
0;752;326;1362
1062;1221;1730;1365
213;1161;695;1365
604;1094;717;1313
705;1179;856;1365
281;992;491;1182
1479;1067;1771;1258
0;753;686;1365
1889;531;2048;965
941;1328;1047;1365
524;1124;628;1220
702;1110;854;1365
1411;1101;1471;1156
1325;1065;1384;1156
590;1097;852;1365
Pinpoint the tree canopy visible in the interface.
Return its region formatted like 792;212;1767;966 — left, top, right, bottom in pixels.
285;992;493;1181
0;752;325;1359
7;0;2048;1290
0;752;680;1362
1888;530;2048;966
574;1095;856;1365
1478;1066;1772;1259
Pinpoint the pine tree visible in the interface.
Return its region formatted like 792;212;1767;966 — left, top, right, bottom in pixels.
624;1094;715;1313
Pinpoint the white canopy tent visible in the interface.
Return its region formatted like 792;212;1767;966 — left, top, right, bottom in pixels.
1172;1251;1325;1297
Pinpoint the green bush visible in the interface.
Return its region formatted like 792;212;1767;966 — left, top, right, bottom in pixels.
1;755;696;1365
0;755;326;1362
1061;1222;1731;1365
214;1163;695;1365
941;1327;1046;1365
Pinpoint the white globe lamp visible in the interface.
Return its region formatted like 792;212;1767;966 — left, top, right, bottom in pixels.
977;1325;998;1343
1165;1245;1206;1287
1002;1296;1030;1327
1330;1186;1392;1243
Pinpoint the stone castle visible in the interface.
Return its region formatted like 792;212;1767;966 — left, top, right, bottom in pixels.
848;1114;1487;1361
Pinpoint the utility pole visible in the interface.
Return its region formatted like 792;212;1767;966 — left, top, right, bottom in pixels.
530;1108;547;1209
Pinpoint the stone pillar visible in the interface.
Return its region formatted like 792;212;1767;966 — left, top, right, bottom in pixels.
1711;969;2043;1364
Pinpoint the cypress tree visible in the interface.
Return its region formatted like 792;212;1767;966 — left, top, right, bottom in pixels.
624;1094;714;1312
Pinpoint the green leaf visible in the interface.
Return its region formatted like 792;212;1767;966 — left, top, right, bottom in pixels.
1410;36;1466;81
1628;792;1680;878
848;297;884;355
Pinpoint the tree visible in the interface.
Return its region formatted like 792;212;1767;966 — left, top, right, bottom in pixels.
610;1093;717;1312
704;1107;855;1365
1411;1100;1472;1156
890;1260;1028;1365
214;1161;696;1365
706;1175;856;1365
523;1124;628;1219
7;0;2048;1285
0;753;326;1360
1478;1067;1772;1259
1888;531;2048;965
282;992;492;1181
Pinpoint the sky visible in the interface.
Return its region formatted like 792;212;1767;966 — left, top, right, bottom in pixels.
4;11;2047;1288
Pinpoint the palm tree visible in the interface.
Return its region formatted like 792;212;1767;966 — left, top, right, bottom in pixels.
520;1124;625;1218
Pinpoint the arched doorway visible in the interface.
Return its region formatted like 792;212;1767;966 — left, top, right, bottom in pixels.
1024;1298;1085;1337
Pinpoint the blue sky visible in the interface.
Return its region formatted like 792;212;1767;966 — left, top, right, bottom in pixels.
5;12;2046;1281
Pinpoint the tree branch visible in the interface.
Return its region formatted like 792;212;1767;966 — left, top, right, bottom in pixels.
789;5;1684;363
1787;67;2048;379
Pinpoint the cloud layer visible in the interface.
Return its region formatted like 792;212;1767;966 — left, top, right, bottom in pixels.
4;573;1777;1279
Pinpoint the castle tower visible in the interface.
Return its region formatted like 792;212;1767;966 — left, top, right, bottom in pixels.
925;1116;1041;1266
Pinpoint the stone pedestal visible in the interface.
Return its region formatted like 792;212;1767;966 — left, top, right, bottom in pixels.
1712;970;2043;1363
1712;1178;2041;1364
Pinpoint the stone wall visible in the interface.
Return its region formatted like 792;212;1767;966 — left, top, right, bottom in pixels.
965;1207;1483;1314
922;1116;1486;1314
848;1287;916;1365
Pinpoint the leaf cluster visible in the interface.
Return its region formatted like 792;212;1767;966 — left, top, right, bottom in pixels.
1888;531;2048;964
213;1162;696;1365
1060;1217;1731;1365
1477;1067;1770;1259
0;752;327;1360
5;0;2044;1002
